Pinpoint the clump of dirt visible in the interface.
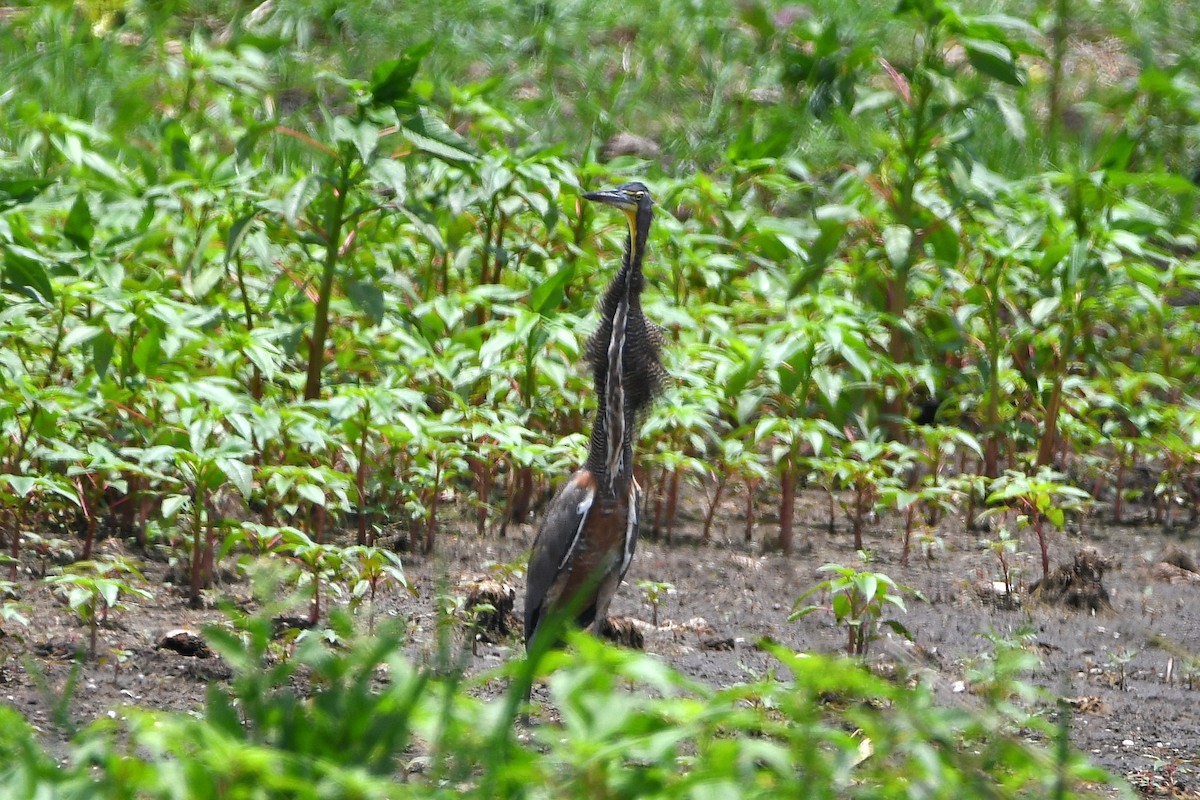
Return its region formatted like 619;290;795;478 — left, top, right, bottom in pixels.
1160;545;1198;574
1148;561;1200;585
464;578;517;644
1030;547;1113;612
156;629;212;659
598;616;644;649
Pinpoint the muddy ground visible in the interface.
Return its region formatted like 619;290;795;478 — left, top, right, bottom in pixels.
2;486;1199;796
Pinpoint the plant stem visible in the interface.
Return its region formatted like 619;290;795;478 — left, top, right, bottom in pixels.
1046;0;1070;162
304;158;352;401
665;469;681;544
744;477;757;543
779;460;795;556
701;469;727;541
357;413;369;546
187;489;202;609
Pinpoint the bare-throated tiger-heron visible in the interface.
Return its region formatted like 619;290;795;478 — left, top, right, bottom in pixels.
524;182;667;648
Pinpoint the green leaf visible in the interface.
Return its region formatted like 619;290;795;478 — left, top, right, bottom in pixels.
3;246;54;302
64;193;94;250
1;475;35;497
368;158;407;204
224;214;256;268
831;593;851;621
786;604;822;621
990;92;1026;143
882;224;912;270
98;580;120;610
401;107;477;165
161;119;193;172
1029;296;1059;326
39;478;81;507
62;325;103;352
93;332;116;381
132;324;162;376
217;458;253;500
859;574;878;603
332;116;379;163
963;38;1022;86
281;176;319;225
368;43;431;108
346;280;385;325
529;263;575;316
295;483;326;506
727;344;765;399
161;494;190;519
881;619;914;640
0;178;54;210
895;0;946;24
66;585;93;613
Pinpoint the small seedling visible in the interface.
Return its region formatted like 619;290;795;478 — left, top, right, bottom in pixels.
983;469;1091;581
790;560;920;658
983;526;1020;596
280;529;353;626
636;580;675;627
345;545;414;635
1106;647;1137;692
45;558;153;660
103;646;134;686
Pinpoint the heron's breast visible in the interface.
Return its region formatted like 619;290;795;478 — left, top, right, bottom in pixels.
554;493;631;595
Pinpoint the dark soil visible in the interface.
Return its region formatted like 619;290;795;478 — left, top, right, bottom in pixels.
4;488;1200;796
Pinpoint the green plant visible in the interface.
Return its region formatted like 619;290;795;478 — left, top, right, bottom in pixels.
1105;647;1138;692
279;529;353;626
984;468;1092;580
44;558;152;659
983;526;1021;598
790;561;920;658
636;579;675;627
344;544;413;634
0;609;1120;797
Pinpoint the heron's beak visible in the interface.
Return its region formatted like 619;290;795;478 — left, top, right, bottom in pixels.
582;189;637;210
584;188;640;241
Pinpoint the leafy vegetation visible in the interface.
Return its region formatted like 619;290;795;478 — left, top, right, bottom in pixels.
0;610;1111;798
0;0;1197;794
790;560;920;657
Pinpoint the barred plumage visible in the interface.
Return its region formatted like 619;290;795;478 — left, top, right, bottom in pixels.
524;182;666;648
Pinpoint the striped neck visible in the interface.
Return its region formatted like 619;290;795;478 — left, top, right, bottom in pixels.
584;216;648;491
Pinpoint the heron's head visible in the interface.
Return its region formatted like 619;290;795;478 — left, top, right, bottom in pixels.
583;182;654;242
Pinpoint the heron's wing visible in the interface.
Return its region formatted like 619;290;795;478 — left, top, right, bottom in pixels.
618;479;641;582
524;470;596;642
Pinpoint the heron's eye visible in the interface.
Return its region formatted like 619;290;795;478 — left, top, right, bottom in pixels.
631;190;645;199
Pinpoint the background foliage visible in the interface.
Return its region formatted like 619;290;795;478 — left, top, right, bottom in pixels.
0;0;1197;794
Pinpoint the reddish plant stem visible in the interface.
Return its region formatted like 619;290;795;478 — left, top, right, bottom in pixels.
665;470;680;544
901;504;915;566
852;483;867;551
424;460;441;555
779;462;795;556
701;470;728;542
357;423;369;546
510;466;533;528
744;478;758;543
188;487;205;609
474;457;491;538
1113;454;1127;524
652;466;667;537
